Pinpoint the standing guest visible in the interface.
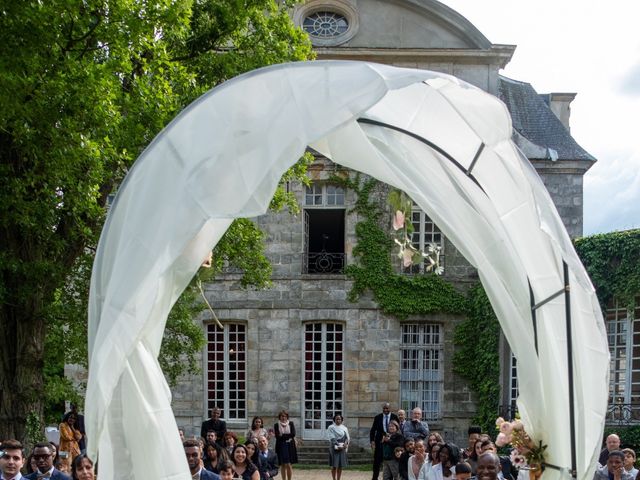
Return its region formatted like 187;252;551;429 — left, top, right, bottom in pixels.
594;451;635;480
407;439;430;480
623;449;639;478
231;444;260;480
370;403;400;480
397;411;408;435
256;435;279;480
0;439;25;480
382;420;404;480
184;439;221;480
429;443;459;480
50;442;63;471
69;405;86;454
25;454;38;475
600;435;622;466
399;438;415;480
427;434;443;453
59;412;82;472
429;443;442;468
327;414;350;480
70;454;95;480
462;427;481;461
467;439;483;474
274;410;298;480
201;407;227;445
222;431;238;456
247;417;270;444
25;442;70;480
403;408;429;441
179;429;186;443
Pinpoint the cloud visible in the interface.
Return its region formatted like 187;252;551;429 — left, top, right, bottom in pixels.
584;148;640;234
618;62;640;96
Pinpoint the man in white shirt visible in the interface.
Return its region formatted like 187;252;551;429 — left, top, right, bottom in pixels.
0;440;25;480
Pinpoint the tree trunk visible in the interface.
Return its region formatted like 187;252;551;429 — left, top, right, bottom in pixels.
0;300;46;441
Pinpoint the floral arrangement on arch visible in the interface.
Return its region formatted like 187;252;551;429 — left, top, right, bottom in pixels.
388;189;443;273
495;417;548;479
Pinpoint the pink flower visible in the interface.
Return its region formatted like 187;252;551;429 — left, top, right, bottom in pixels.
402;247;414;267
393;210;405;230
512;419;524;431
495;433;508;447
495;417;505;427
500;422;513;435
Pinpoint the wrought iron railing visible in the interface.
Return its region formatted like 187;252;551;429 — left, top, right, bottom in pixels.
303;251;346;274
499;402;640;426
606;403;640;426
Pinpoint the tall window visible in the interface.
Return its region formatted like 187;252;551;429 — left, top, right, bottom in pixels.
403;207;445;274
607;299;640;405
303;184;345;274
207;323;247;421
602;297;640;424
303;323;344;437
400;323;443;421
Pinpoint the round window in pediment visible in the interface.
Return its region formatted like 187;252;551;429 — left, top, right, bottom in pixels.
303;11;349;38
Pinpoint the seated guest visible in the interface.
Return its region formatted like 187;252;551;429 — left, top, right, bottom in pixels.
231;444;260;480
594;451;636;480
184;439;220;480
223;431;239;456
205;441;229;473
256;435;279;480
455;462;472;480
0;439;25;480
26;442;71;480
218;461;235;480
71;454;95;480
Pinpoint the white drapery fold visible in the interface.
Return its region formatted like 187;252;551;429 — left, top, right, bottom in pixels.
87;61;608;480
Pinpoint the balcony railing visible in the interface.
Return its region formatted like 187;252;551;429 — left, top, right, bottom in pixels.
606;403;640;426
500;402;640;426
303;251;345;274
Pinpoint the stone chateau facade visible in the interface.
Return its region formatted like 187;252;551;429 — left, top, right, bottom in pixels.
170;0;596;447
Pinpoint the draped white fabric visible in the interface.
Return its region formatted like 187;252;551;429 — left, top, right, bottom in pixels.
87;61;608;480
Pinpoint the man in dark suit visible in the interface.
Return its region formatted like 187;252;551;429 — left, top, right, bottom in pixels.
200;407;227;445
25;442;71;480
184;439;220;480
256;435;279;479
369;402;399;480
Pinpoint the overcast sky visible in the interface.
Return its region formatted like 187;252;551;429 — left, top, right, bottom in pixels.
442;0;640;236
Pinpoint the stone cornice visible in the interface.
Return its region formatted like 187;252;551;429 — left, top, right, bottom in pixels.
314;44;516;68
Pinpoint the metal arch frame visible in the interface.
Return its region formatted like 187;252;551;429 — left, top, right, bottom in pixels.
356;116;578;479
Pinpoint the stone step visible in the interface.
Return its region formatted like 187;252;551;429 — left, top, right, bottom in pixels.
296;440;372;466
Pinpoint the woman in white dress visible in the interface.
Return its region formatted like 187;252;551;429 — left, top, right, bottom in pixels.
327;414;350;480
408;440;431;480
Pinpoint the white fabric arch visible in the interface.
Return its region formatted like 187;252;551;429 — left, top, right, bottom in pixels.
87;61;609;480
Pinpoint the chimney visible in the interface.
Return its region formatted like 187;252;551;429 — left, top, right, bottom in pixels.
544;92;577;132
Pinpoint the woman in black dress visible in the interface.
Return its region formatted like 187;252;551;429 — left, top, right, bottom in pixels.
274;409;298;480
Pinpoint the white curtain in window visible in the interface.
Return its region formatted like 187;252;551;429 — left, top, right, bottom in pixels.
87;61;608;480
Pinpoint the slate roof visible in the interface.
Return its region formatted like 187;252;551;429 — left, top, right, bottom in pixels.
498;75;596;162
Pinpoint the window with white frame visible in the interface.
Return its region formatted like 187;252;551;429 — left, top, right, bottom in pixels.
206;323;247;421
607;299;640;405
400;323;443;421
304;184;345;207
403;207;444;274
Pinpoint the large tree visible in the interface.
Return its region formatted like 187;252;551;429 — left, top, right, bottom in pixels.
0;0;312;440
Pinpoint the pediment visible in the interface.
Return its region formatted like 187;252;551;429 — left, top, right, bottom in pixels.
294;0;492;49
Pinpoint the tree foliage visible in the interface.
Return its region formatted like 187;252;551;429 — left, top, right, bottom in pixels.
0;0;312;439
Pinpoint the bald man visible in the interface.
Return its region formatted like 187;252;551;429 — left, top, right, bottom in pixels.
599;434;622;465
